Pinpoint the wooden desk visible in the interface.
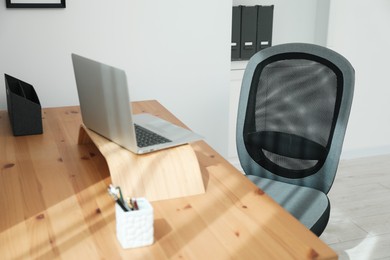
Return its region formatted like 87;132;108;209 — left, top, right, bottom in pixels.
0;100;337;259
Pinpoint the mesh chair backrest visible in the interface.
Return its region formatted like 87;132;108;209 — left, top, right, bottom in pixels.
244;55;342;178
237;44;354;193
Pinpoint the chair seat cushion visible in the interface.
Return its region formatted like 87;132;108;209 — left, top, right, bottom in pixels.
247;175;330;236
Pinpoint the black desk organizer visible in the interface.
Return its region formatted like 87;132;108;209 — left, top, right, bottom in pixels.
4;74;43;136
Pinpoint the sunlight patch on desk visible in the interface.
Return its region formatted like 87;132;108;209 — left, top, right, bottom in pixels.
0;196;98;259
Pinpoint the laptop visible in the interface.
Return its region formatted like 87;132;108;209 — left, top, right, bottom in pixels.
71;53;202;154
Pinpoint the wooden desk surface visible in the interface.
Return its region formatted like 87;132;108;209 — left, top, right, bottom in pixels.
0;100;337;259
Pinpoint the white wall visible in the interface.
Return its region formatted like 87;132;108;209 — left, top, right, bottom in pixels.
0;1;231;156
233;0;330;46
327;0;390;158
3;0;387;160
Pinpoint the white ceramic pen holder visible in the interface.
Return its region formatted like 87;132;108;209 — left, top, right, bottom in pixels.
115;198;154;249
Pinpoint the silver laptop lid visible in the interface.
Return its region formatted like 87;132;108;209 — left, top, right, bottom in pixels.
72;53;203;154
72;53;138;152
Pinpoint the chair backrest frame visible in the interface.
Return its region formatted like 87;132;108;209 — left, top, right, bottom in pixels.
236;43;355;194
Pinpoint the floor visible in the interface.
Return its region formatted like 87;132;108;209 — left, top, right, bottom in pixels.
320;154;390;260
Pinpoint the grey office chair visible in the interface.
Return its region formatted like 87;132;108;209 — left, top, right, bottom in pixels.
236;43;354;236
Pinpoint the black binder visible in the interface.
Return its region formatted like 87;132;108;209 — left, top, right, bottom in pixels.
240;6;258;60
231;6;241;61
256;5;274;51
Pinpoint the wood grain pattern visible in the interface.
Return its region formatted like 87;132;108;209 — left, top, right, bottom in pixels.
78;124;205;201
0;100;337;259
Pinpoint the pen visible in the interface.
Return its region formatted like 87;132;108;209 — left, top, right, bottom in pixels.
107;184;141;211
132;198;139;211
107;185;128;212
116;198;128;212
116;186;131;211
126;197;134;211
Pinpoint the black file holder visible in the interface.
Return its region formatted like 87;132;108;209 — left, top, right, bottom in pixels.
256;5;274;51
4;74;43;136
240;6;258;60
231;5;274;61
231;6;242;61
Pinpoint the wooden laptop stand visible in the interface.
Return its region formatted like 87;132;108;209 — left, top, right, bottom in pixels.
78;124;205;201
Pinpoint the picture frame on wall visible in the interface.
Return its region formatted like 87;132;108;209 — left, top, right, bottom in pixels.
6;0;66;8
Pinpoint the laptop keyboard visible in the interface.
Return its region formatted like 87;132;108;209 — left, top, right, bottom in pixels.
134;124;171;148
